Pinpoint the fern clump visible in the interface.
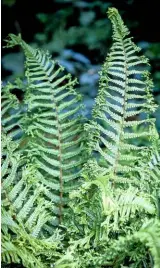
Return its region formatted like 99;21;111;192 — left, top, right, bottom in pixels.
1;7;160;268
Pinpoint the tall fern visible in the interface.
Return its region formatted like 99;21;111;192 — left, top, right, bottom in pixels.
86;8;158;184
4;34;85;224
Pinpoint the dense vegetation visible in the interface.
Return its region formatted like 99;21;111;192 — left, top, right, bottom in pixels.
1;7;160;268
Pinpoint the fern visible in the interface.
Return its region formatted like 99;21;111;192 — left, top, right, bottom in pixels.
4;34;85;225
1;80;24;140
86;8;158;184
1;7;160;268
2;133;50;233
134;220;160;268
1;133;63;267
145;140;160;188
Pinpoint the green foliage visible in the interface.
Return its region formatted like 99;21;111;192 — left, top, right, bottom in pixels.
135;220;160;268
2;1;160;131
3;34;85;226
35;1;112;53
1;8;160;268
86;7;157;184
1;133;63;267
2;0;16;7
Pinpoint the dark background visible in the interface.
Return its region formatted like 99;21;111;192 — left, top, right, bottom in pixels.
2;0;160;44
1;0;160;130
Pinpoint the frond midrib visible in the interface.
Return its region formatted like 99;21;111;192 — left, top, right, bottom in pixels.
112;39;128;176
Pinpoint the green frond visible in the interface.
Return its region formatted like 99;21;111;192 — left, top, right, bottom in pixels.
135;220;160;268
86;8;157;184
107;8;130;39
82;175;155;232
140;139;160;193
1;81;23;140
1;133;62;267
5;34;85;223
2;134;50;234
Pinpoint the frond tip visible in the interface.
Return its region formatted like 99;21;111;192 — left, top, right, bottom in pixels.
107;8;130;38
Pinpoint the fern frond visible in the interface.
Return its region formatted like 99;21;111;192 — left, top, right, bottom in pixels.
80;175;155;232
5;34;85;223
135;220;160;268
148;143;160;183
1;133;63;267
2;133;52;235
102;187;155;232
1;80;25;141
86;8;157;183
139;139;160;193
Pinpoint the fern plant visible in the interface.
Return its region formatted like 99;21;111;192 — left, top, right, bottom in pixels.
2;35;85;227
85;8;157;186
1;7;160;268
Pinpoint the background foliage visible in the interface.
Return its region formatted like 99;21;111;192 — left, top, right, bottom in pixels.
2;0;160;130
